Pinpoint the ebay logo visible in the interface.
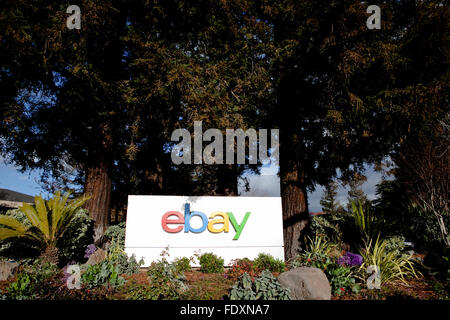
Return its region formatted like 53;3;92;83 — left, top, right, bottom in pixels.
161;203;251;240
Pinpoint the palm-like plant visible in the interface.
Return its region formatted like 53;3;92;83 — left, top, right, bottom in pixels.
351;200;384;241
304;234;336;258
358;235;421;285
0;191;89;264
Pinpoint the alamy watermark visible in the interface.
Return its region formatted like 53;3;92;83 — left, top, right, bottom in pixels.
66;5;81;30
366;5;381;30
366;265;381;289
170;121;279;165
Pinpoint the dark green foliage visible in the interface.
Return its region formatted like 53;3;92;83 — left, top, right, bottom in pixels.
374;179;450;249
346;174;369;211
146;258;187;300
173;257;192;273
326;264;361;296
289;252;332;270
253;253;285;273
424;246;450;283
0;210;40;260
5;272;36;300
106;240;143;275
3;260;59;300
351;200;385;241
384;235;406;255
199;253;224;274
228;270;291;300
104;222;126;248
310;214;345;244
81;260;125;289
320;181;342;215
0;208;93;265
57;209;94;264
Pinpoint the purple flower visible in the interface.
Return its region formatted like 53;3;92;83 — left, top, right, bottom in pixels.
337;255;351;266
337;252;363;267
84;244;97;259
347;252;363;266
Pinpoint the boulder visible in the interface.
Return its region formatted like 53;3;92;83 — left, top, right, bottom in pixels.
277;267;331;300
85;248;107;266
0;261;19;281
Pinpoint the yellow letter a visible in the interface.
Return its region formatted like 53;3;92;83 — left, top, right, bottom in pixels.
207;212;229;233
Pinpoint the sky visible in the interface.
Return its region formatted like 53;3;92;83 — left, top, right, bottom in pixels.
0;157;44;196
1;156;384;212
238;163;385;212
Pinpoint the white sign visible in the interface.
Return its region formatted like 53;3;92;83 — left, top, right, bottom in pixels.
124;195;284;266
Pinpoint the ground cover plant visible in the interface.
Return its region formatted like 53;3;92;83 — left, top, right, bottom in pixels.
228;270;292;300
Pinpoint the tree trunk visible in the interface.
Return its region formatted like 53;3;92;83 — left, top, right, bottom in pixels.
217;165;238;195
84;160;112;240
434;211;450;248
40;245;59;265
280;162;310;261
143;157;163;194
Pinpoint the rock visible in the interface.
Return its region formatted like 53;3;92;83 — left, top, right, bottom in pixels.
0;261;19;281
85;248;107;266
277;267;331;300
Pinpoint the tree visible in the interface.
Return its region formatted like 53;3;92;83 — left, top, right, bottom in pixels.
0;1;133;237
265;0;449;259
320;181;342;214
266;1;401;258
397;117;450;247
346;172;368;210
0;191;88;264
1;1;448;258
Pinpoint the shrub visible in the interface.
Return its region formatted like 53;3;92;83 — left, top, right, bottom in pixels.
384;235;406;255
310;214;344;243
199;253;224;273
146;259;187;299
104;222;126;248
289;252;361;296
289;252;332;270
4;260;59;300
57;209;94;264
358;235;421;285
6;272;35;300
302;235;338;258
326;263;360;296
228;270;291;300
106;240;143;275
227;258;257;281
81;260;125;289
173;257;192;273
253;253;285;273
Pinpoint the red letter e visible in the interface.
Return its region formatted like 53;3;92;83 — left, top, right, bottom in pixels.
161;211;184;233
